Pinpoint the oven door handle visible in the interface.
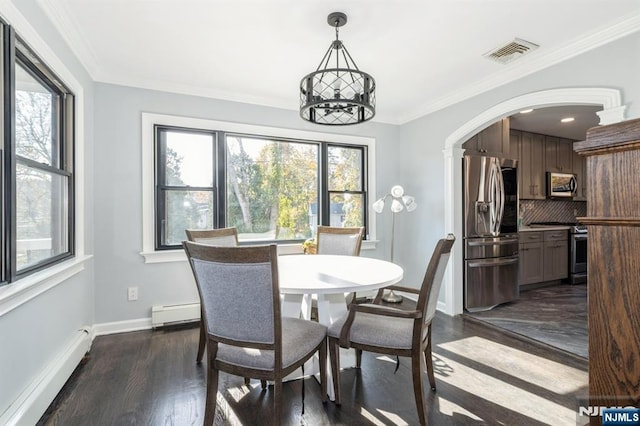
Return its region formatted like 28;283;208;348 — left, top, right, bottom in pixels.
573;235;588;241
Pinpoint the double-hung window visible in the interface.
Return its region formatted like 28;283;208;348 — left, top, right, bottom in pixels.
153;122;369;250
1;24;75;284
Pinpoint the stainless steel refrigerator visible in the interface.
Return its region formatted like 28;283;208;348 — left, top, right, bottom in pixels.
463;156;519;312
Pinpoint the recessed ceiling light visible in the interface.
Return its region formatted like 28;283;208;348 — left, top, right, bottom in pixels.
561;117;575;123
520;109;533;114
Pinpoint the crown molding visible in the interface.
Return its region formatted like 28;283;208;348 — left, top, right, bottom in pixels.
398;11;640;124
38;0;102;79
37;1;640;126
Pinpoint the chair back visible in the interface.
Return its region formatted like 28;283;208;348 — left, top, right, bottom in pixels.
183;242;280;347
316;226;364;256
185;227;239;247
416;234;455;325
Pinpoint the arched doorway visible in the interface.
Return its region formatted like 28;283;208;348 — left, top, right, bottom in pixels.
439;87;626;315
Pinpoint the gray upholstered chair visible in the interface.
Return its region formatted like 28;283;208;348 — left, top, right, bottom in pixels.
185;227;239;364
316;225;364;256
316;226;365;305
183;242;328;425
327;234;455;426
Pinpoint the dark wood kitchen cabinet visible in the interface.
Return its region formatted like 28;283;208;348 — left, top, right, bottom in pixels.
545;136;573;173
519;229;568;287
463;118;510;158
519;231;544;285
572;148;587;201
542;230;568;282
574;118;640;425
518;131;546;199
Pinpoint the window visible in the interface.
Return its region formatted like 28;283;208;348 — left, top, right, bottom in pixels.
153;122;370;250
1;25;75;284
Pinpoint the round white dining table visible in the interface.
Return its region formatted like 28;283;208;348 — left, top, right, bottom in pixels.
278;254;404;324
277;254;403;400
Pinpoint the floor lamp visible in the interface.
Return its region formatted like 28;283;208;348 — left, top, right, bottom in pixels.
372;185;417;303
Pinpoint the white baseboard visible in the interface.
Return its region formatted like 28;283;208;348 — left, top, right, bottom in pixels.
92;317;152;337
0;328;91;426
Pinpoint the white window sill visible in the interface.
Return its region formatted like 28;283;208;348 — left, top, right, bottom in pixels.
140;240;378;264
0;255;93;317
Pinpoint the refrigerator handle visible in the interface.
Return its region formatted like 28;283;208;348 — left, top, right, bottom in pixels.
488;159;503;236
495;162;505;234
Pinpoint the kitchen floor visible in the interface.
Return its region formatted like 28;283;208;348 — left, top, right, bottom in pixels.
465;284;587;359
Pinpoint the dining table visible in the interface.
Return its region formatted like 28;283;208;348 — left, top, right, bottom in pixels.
277;254;404;399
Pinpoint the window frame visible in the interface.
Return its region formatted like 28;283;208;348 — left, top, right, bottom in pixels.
141;113;377;262
1;24;75;285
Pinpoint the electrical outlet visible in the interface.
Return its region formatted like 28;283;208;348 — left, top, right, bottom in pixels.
574;209;578;216
127;287;138;301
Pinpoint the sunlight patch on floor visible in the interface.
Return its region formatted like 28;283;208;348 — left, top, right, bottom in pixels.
227;383;253;403
436;396;484;422
433;349;578;425
376;408;410;425
437;336;587;394
375;355;397;364
359;407;393;426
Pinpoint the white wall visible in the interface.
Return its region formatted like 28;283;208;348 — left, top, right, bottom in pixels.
92;84;401;324
92;23;640;325
2;1;639;421
397;30;640;311
0;0;95;422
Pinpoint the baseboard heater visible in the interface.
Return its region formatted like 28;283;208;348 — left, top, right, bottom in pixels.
151;303;201;327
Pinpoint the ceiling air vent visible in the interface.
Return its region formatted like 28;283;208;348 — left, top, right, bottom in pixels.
483;38;539;64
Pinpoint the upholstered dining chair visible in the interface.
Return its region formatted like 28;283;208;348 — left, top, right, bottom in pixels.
327;234;455;426
316;225;364;256
316;226;365;305
185;227;239;364
183;242;328;425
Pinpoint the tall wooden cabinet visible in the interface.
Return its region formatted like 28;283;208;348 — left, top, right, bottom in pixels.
574;118;640;425
518;131;546;199
462;118;510;158
544;136;573;172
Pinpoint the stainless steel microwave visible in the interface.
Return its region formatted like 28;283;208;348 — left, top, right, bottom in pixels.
547;172;577;198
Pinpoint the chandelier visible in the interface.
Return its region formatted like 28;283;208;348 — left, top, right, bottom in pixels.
300;12;376;125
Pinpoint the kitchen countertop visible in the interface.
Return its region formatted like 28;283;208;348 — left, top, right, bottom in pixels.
519;225;572;232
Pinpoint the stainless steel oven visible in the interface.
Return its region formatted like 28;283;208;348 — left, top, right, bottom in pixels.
569;225;587;284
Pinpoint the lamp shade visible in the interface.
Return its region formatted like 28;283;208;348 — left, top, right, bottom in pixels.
403;195;417;212
390;198;404;213
372;198;385;214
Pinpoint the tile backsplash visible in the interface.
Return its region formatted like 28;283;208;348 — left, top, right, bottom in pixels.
521;199;587;225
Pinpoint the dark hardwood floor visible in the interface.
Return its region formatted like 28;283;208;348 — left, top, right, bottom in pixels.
466;284;587;359
39;310;588;425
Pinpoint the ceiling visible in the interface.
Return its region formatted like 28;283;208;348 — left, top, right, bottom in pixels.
37;0;640;125
509;105;603;140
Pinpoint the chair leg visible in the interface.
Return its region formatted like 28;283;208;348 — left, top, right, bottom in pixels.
355;349;363;368
274;380;282;425
328;337;342;405
411;351;427;426
318;338;328;403
204;363;219;425
196;319;206;364
424;327;436;391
